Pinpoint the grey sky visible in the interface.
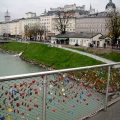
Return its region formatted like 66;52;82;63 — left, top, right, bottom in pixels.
0;0;119;21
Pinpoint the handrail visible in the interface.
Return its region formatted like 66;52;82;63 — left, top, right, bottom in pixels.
0;62;120;82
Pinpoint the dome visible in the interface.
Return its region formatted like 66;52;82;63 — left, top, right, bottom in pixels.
106;0;116;9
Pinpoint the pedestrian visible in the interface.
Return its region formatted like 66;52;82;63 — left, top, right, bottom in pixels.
104;42;106;48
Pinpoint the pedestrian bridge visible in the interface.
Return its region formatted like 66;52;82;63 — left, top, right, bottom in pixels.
0;63;120;120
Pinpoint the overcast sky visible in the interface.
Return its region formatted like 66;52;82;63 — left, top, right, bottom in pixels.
0;0;119;21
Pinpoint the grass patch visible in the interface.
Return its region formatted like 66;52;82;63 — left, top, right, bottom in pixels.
0;42;104;69
0;42;28;54
97;52;120;62
69;47;120;62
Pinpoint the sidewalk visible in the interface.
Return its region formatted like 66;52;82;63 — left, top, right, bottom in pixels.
86;100;120;120
62;47;120;68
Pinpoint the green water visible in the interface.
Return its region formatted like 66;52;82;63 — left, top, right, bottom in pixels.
0;51;45;77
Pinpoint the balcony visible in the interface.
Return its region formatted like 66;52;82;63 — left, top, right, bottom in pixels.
0;63;120;120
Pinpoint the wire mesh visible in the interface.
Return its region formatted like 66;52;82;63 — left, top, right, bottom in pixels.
0;77;43;120
108;67;120;102
0;65;120;120
45;67;108;120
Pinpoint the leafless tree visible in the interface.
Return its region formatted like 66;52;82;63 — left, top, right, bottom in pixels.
106;10;120;46
54;11;71;34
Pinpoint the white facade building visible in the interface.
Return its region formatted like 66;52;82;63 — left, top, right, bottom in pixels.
0;11;39;38
40;15;55;33
25;12;36;18
50;4;85;12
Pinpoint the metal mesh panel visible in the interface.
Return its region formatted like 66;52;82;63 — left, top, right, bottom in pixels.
0;65;120;120
108;68;120;102
45;67;107;120
0;77;43;120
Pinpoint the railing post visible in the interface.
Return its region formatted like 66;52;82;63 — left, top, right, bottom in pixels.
42;75;47;120
105;66;111;111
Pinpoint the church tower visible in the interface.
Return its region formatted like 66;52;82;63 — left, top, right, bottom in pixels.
106;0;116;13
89;3;95;14
4;9;10;22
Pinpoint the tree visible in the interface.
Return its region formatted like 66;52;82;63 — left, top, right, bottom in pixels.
24;24;47;41
54;11;71;34
106;10;120;46
37;25;45;40
24;25;29;39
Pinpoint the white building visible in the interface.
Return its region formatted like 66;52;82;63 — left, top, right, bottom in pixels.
69;33;103;47
0;11;40;38
50;4;85;12
25;12;36;18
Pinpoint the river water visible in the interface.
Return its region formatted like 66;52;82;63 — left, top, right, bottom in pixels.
0;50;45;77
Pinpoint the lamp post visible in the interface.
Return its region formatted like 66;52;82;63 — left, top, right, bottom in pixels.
15;27;17;40
44;23;46;43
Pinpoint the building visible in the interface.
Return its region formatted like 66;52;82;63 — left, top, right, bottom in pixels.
25;12;36;18
69;33;103;47
75;0;117;35
75;16;109;35
0;11;39;38
50;4;85;12
19;12;39;38
0;10;11;36
106;0;116;13
38;13;56;39
89;4;95;14
5;10;10;22
52;32;107;47
52;17;76;35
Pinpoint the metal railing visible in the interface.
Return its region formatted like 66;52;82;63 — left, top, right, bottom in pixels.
0;63;120;120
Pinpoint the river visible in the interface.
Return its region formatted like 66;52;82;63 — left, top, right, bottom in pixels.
0;50;45;77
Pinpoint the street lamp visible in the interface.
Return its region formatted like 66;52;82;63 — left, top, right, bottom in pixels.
15;27;17;40
44;23;46;43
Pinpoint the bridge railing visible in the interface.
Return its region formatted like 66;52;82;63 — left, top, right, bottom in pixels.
0;63;120;120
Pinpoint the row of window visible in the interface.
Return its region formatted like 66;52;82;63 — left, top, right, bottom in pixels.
76;19;106;22
76;29;107;32
40;19;50;21
40;22;50;25
24;20;37;22
66;29;75;31
77;24;105;27
70;39;91;43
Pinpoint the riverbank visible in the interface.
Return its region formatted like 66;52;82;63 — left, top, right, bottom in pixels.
0;42;104;70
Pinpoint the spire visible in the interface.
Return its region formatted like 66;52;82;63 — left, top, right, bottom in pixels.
44;9;47;15
110;0;112;2
90;3;92;11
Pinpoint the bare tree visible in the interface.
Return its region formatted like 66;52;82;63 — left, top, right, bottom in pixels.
54;11;71;34
24;25;29;39
106;10;120;47
37;25;44;40
24;23;48;41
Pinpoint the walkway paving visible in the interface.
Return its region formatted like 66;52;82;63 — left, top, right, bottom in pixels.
62;47;120;68
86;100;120;120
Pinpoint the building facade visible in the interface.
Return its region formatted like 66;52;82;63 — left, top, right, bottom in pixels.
75;16;109;35
0;12;40;38
50;4;85;12
52;17;75;35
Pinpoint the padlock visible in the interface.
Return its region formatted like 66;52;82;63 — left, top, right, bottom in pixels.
6;115;12;120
